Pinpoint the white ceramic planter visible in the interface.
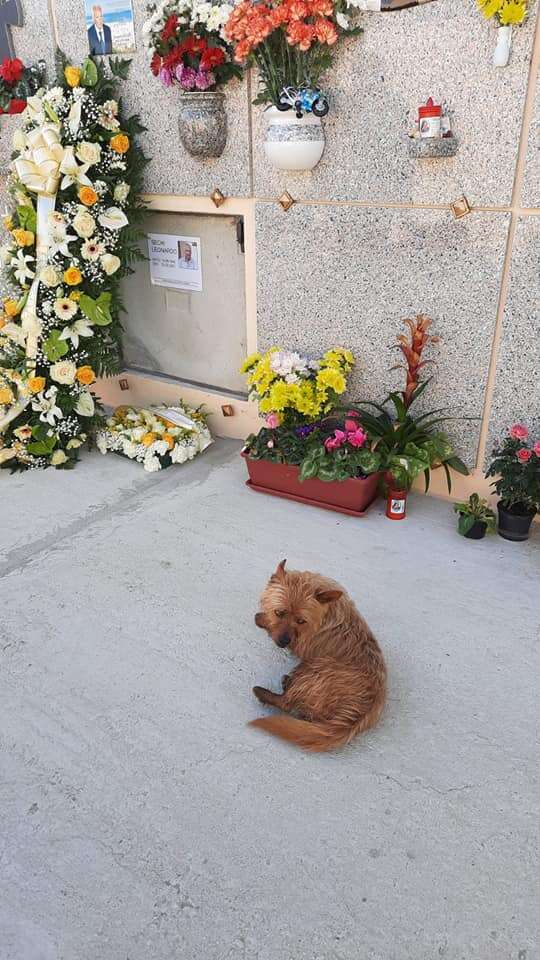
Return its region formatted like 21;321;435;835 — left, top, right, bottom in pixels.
264;106;325;172
493;25;512;68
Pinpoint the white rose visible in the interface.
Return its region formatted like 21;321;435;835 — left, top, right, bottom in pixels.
76;141;102;166
66;437;83;449
98;207;128;231
101;253;121;275
73;208;96;239
113;181;130;204
39;265;60;287
50;360;77;385
51;449;68;466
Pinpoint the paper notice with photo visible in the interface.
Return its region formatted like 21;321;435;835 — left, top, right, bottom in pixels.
147;233;203;293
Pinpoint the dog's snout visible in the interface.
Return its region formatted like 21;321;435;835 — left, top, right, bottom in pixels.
255;612;266;628
277;633;291;648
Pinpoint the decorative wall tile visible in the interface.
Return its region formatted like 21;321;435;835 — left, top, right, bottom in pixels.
255;203;511;464
52;0;252;197
487;217;540;455
252;0;537;206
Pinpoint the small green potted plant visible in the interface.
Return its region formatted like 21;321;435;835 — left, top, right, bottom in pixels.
453;493;496;540
485;425;540;541
351;315;469;518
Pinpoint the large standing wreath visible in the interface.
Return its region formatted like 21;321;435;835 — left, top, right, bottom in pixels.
0;54;147;470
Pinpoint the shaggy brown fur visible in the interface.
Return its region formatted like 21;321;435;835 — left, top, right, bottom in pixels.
251;560;386;752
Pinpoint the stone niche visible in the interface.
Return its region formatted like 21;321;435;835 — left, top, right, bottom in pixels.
121;210;248;395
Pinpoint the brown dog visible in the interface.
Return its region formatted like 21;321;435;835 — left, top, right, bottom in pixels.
251;560;386;752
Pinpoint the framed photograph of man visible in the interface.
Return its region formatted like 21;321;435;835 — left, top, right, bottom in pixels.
85;0;136;56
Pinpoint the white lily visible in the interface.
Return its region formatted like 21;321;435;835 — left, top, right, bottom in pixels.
32;386;63;426
59;318;94;349
48;231;78;259
1;322;27;347
59;146;93;190
11;249;35;284
24;94;46;125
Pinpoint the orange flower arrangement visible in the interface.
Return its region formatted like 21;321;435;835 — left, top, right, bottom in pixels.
224;0;352;104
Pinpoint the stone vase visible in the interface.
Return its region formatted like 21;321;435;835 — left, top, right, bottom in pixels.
493;25;512;67
264;106;325;172
178;91;227;159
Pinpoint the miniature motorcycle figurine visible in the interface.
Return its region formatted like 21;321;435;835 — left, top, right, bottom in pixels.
276;86;330;119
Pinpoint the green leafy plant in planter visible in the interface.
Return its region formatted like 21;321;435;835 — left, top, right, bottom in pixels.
485;424;540;541
349;315;469;492
453;493;496;539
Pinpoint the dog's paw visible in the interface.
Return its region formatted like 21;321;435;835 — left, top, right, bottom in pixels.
252;686;268;703
281;673;292;691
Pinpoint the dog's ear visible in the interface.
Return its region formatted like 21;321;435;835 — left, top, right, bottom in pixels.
315;589;343;605
270;559;287;582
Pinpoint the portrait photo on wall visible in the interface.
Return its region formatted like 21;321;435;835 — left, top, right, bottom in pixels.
85;0;136;56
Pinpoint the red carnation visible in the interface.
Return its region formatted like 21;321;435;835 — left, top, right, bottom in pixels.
8;98;26;114
0;57;24;85
200;46;226;70
516;448;532;463
150;52;162;76
161;14;178;41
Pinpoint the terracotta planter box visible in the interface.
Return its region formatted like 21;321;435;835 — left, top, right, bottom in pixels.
242;454;380;517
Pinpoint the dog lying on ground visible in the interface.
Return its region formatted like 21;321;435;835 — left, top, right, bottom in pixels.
251;560;386;752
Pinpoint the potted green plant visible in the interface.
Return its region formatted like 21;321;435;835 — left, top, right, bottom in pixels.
350;315;469;518
240;348;382;516
453;493;496;540
485;425;540;541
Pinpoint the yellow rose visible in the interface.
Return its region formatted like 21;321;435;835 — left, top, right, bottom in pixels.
0;385;14;404
69;290;81;301
3;299;19;317
110;133;130;154
27;375;46;394
64;266;82;286
64;66;81;88
141;432;157;447
75;365;96;386
78;186;98;206
12;228;34;247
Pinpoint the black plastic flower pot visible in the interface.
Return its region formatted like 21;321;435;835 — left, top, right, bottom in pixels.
459;515;487;540
497;502;535;542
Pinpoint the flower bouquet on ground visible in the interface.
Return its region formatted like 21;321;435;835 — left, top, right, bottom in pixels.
485;424;540;541
96;401;212;472
143;0;242;156
240;348;382;515
0;58;45;116
0;54;148;471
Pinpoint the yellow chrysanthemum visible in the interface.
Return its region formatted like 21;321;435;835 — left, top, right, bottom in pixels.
499;0;527;23
316;367;346;394
268;380;294;411
239;352;261;374
477;0;504;17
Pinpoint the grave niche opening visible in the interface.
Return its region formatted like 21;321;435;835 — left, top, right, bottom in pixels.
121;211;247;394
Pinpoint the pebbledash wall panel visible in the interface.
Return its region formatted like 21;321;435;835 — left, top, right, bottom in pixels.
2;0;540;467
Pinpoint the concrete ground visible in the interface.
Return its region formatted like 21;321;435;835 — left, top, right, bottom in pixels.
0;439;538;960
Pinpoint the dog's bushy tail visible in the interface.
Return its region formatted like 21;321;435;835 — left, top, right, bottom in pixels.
250;693;385;753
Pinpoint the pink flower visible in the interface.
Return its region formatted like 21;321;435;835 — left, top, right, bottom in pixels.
195;69;215;90
533;441;540;457
159;67;172;87
510;423;529;440
267;439;274;449
266;413;280;429
324;429;346;451
516;448;532;463
347;428;367;448
344;419;358;432
178;66;197;89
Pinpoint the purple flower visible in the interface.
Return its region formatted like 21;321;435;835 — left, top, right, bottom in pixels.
194;69;215;90
159;67;172;87
296;423;318;438
179;66;197;90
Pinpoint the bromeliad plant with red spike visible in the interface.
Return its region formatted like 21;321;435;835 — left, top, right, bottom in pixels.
0;58;45;116
350;315;469;492
143;2;242;92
